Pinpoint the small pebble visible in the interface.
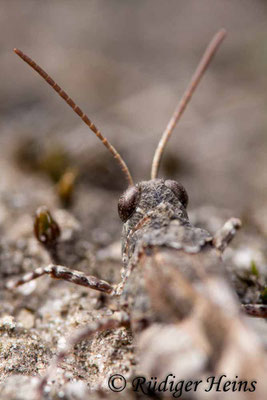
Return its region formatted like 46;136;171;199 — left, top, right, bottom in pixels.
17;309;35;329
0;315;16;330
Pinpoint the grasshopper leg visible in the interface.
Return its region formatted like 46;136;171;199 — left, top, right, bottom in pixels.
212;217;241;253
6;264;114;294
242;304;267;318
38;312;130;396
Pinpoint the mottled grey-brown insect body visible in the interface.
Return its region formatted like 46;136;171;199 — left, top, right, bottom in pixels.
117;181;266;395
119;178;222;331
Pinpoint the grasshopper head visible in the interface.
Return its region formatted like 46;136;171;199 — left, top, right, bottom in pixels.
119;179;190;266
118;179;188;225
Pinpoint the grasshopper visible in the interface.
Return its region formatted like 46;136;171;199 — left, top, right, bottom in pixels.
8;29;267;398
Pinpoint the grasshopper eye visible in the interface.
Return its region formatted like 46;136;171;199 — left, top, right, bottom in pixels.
165;180;189;209
118;186;140;222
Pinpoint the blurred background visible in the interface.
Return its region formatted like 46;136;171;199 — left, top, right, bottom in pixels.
1;0;267;241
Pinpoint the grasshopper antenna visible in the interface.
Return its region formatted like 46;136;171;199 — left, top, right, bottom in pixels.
14;48;134;187
151;29;226;180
